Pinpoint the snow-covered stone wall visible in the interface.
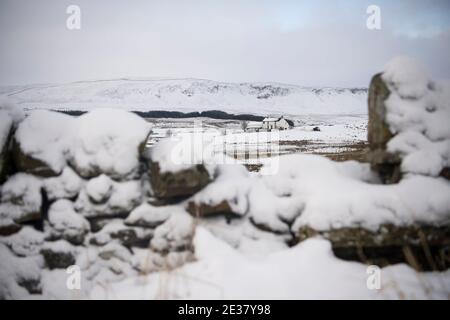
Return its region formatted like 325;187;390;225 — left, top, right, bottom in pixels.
368;56;450;184
0;56;449;299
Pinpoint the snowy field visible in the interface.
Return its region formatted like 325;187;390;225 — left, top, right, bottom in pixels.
145;114;368;167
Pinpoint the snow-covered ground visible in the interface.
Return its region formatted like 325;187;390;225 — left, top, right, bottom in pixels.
88;228;450;300
0;78;367;116
145;114;367;165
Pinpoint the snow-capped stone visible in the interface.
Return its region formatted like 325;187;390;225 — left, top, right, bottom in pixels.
125;202;173;228
47;200;90;245
75;179;143;218
76;243;137;285
40;240;77;269
0;226;45;257
43;167;84;201
150;211;195;253
88;220;152;247
0;173;42;223
68;108;151;180
186;164;250;217
0;218;22;236
149;137;211;200
0;244;43;299
85;174;113;204
368;56;450;182
13;110;74;177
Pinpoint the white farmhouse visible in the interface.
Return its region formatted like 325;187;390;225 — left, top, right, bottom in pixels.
261;116;291;131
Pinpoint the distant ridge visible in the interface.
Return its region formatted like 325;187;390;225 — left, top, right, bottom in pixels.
1;78;368;116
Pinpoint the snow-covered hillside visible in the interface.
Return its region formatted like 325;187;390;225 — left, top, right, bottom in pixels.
1;78;368;116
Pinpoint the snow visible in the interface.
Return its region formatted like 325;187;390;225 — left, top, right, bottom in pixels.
0;173;42;223
149;135;213;173
15;110;74;174
74;243;137;289
1;57;449;300
85;174;113;203
0;226;45;257
41;239;77;254
262;117;280;122
69;108;151;179
0;96;24;124
13;108;151;180
182;154;450;232
382;56;430;99
125;202;176;228
1;78;368;116
43;167;84;201
90;228;450;299
47;200;90;239
265;155;450;232
188;164;251;216
383;56;450;177
108;180;143;212
88;219;152;246
0;244;43;299
75;179;143;218
150;211;195;253
0;96;24;150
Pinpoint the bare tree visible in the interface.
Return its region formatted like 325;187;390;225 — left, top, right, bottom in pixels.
241;121;248;131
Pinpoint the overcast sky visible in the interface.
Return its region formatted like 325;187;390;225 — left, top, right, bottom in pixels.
0;0;449;87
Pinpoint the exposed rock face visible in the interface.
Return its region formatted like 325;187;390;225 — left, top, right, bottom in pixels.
186;199;233;217
149;161;210;200
40;240;77;269
367;73;401;184
0;126;14;184
12;139;60;177
0;98;24;183
0;219;22;236
297;224;450;271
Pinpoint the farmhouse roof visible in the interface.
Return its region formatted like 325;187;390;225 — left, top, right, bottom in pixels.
262;117;282;122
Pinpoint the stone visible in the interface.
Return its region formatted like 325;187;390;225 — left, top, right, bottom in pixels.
367;73;402;184
186;199;234;218
0;101;24;183
149;161;210;200
0;125;14;184
0;173;43;224
89;220;153;248
40;240;77;269
0;219;22;236
46;200;90;245
124;203;172;229
150;213;195;254
297;224;450;271
11;139;60;177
